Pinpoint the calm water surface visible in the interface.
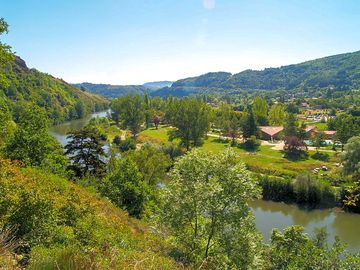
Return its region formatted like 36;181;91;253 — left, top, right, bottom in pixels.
50;112;360;253
250;199;360;253
49;111;109;145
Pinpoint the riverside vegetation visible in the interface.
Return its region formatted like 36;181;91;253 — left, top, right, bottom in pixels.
1;18;360;269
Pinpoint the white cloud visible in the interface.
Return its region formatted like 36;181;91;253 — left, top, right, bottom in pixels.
203;0;215;10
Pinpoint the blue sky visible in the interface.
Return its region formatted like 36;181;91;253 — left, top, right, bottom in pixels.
1;0;360;84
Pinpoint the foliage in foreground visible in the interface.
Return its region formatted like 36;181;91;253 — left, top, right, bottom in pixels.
0;159;178;269
265;226;360;270
160;148;263;269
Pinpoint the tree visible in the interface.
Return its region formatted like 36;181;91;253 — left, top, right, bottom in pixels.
242;107;258;141
153;115;160;129
314;132;325;152
267;226;360;270
268;103;286;126
341;136;360;179
0;18;14;87
336;115;357;151
111;94;145;138
283;113;298;137
227;114;240;145
168;98;211;150
283;136;307;157
65;127;106;178
160;149;261;268
4;104;63;167
127;143;171;186
252;96;268;125
0;97;16;145
143;92;153;129
101;157;148;218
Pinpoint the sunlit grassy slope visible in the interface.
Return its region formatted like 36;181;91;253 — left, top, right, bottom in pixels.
0;159;178;270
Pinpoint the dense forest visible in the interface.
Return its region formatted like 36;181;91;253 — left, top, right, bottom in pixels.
0;57;108;124
153;51;360;97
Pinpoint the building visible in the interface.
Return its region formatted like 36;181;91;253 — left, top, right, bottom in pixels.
304;125;317;137
259;126;284;142
323;130;336;139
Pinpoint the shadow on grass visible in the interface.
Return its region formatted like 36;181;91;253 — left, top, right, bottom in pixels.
212;138;231;144
282;151;309;162
311;152;330;162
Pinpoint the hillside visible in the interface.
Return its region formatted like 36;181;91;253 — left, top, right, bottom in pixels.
0;158;178;269
142;80;173;90
0;57;109;124
152;50;360;96
74;81;173;98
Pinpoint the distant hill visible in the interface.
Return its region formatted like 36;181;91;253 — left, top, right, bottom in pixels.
0;56;109;124
74;82;150;98
152;50;360;97
74;81;173;98
143;80;173;90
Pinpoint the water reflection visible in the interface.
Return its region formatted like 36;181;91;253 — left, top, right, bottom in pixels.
250;199;360;253
49;111;109;146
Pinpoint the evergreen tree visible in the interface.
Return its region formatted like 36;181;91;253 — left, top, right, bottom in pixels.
284;113;298;137
65;127;106;178
242;107;258;140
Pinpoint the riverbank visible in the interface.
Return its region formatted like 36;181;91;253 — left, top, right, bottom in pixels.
49;115;360;253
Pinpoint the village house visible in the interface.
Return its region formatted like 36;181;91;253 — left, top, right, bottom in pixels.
323;130;336;139
259;126;284;142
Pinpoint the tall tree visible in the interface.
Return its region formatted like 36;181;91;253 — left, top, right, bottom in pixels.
242;107;258;140
336;115;357;151
65;127;106;178
111;94;145;138
283;113;298;137
252;96;268;125
341;136;360;179
268;103;286;126
168;98;211;150
160;149;261;268
143;92;153;129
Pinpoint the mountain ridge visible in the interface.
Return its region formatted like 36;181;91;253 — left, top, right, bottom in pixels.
152;50;360;96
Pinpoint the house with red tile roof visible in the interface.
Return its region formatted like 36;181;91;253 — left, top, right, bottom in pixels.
259;126;284;141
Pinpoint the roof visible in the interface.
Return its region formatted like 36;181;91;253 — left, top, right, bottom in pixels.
305;125;316;133
323;130;336;135
259;126;284;137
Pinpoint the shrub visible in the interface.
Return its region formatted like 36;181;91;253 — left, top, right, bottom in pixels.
241;135;260;151
118;138;136;152
259;175;295;202
311;152;330;161
294;174;319;205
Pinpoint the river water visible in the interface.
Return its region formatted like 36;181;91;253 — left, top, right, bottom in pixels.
49;111;360;253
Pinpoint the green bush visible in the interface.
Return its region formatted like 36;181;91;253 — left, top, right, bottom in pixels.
119;138;136;152
311;152;330;161
258;175;295;202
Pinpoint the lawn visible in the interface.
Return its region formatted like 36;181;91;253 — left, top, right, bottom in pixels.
139;126;338;178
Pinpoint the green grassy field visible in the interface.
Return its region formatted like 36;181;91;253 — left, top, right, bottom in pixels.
139;126;338;178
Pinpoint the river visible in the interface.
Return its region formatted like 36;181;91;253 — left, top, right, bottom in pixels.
49;111;360;253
